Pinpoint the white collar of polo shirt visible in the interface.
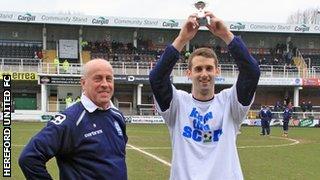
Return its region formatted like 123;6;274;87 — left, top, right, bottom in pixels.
81;93;115;113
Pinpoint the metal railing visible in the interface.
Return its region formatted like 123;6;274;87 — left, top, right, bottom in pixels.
1;59;320;78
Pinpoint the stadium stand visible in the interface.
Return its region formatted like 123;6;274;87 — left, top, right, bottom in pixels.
0;11;320;123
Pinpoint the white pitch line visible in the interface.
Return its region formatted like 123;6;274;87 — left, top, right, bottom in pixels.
237;136;300;149
126;147;171;150
126;136;300;167
12;136;300;149
11;135;300;167
12;144;26;147
127;144;171;167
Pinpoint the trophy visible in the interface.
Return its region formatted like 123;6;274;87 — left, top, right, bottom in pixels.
194;1;210;26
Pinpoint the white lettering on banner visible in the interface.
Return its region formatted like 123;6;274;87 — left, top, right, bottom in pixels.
40;15;87;23
17;13;36;22
114;18;143;25
126;116;165;124
258;78;301;86
0;13;13;20
41;15;71;22
250;24;277;31
72;16;88;23
173;76;228;84
143;19;158;26
294;25;310;32
230;23;246;31
242;119;319;127
1;11;320;33
277;25;291;31
113;18;158;26
174;77;300;86
162;20;179;28
92;17;109;25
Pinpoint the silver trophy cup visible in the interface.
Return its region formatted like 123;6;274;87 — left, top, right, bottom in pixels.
194;1;210;26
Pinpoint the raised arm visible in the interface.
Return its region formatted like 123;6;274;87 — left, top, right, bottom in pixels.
149;15;200;111
206;12;260;106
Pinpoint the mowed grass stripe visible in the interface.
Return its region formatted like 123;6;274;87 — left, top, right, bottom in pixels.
2;122;320;180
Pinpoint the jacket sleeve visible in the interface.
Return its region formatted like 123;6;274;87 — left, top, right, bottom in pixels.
19;115;72;179
228;36;261;106
149;45;180;111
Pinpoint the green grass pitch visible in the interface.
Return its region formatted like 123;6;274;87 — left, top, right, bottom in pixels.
1;122;319;179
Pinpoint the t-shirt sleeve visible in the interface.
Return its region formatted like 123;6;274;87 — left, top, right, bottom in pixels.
154;85;180;127
229;84;254;125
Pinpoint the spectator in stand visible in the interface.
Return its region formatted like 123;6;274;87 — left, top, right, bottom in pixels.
63;59;70;73
273;101;282;119
37;50;43;59
75;96;81;103
184;51;191;60
54;57;60;73
300;100;307;112
113;53;119;61
300;100;307;118
34;51;39;59
284;96;290;107
133;53;141;62
215;45;221;56
155;49;162;60
285;51;293;66
111;40;117;50
80;40;89;50
275;43;280;53
282;102;293;137
127;43;133;52
273;57;279;65
65;94;73;108
307;100;313;112
259;106;272;136
287;99;293;111
259;57;267;65
274;101;282;111
292;47;298;57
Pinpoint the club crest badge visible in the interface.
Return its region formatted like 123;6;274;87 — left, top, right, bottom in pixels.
50;114;66;125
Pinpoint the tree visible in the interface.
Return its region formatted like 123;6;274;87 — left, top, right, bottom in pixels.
287;7;320;24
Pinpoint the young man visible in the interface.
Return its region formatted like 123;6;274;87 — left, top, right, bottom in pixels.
19;59;128;179
149;12;260;180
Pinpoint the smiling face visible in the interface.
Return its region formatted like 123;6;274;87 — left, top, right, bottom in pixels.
81;59;114;109
187;48;220;100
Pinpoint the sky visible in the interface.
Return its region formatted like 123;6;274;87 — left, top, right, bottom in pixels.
1;0;319;23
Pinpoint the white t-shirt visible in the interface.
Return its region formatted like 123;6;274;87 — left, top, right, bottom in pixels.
155;84;252;180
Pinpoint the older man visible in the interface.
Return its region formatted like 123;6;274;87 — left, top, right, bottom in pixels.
19;59;128;180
